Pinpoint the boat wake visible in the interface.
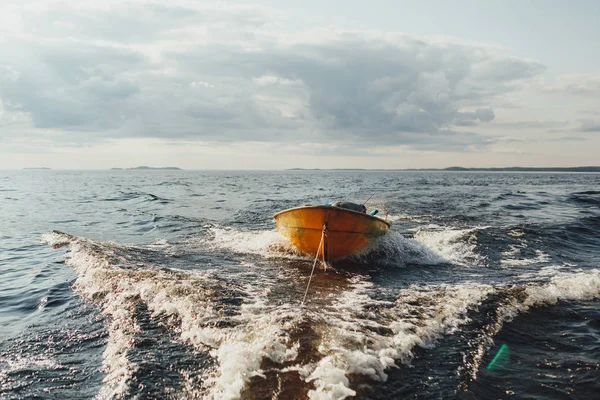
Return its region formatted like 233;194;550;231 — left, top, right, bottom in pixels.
41;230;600;399
42;231;302;400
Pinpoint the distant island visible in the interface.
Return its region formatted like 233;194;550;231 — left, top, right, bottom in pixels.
111;166;182;170
23;167;52;170
287;166;600;172
440;166;600;172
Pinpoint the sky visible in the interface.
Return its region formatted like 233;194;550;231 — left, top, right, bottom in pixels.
0;0;599;169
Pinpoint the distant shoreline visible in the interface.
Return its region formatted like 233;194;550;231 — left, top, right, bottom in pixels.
13;166;600;172
110;166;182;170
287;166;600;172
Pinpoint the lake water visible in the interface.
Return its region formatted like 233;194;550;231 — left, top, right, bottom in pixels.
1;170;599;399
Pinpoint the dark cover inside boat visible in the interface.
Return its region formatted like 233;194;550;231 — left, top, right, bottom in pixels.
332;201;366;213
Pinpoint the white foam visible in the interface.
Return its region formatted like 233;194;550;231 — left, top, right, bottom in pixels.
187;223;481;269
351;231;444;266
507;229;525;238
42;232;144;398
501;244;521;258
500;237;551;267
523;269;600;307
42;231;600;400
515;265;567;281
301;269;600;399
302;278;492;399
501;249;551;267
412;226;487;266
41;231;72;248
42;231;303;400
149;238;169;247
187;227;305;260
190;223;475;268
385;213;432;223
0;355;62;375
461;268;600;383
202;226;450;267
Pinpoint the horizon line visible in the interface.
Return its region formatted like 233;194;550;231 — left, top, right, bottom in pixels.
4;165;600;172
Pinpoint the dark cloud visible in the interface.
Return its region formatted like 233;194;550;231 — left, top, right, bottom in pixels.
0;40;144;131
0;2;547;153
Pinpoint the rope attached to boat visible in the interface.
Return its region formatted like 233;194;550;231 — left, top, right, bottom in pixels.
301;224;326;306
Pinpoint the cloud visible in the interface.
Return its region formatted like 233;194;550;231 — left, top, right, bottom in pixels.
491;120;568;130
0;39;144;132
550;136;588;142
453;108;495;126
577;120;600;133
0;1;547;153
544;73;600;96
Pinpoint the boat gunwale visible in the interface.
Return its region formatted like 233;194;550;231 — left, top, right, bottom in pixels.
273;205;391;227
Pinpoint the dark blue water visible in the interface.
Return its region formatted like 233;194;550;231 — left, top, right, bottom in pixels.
0;170;598;399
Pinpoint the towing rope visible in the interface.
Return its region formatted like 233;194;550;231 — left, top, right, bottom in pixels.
301;224;326;306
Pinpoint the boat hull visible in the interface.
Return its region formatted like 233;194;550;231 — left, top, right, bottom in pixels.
274;205;390;260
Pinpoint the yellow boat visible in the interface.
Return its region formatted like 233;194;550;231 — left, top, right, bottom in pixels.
273;203;391;262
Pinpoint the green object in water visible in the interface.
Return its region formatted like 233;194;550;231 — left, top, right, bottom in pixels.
487;344;509;370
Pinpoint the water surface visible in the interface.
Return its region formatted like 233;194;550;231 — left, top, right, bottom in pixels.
0;170;599;399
